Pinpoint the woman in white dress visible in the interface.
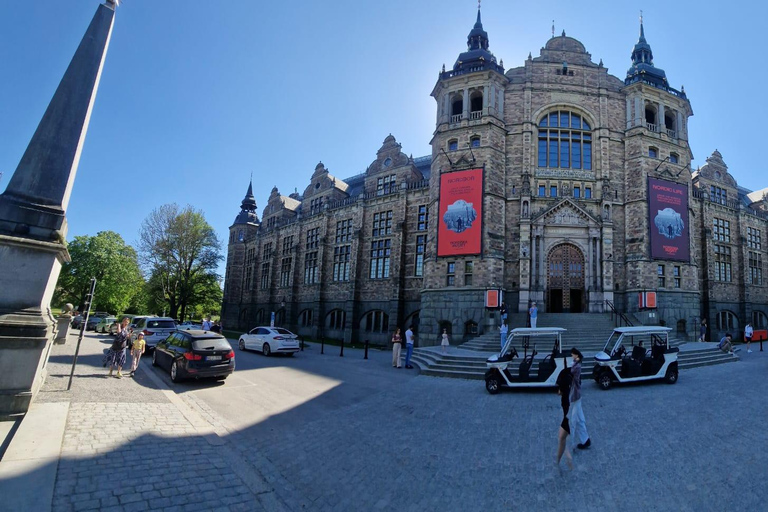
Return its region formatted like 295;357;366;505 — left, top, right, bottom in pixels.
441;329;450;354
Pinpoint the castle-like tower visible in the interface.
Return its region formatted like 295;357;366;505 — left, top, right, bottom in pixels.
222;9;768;345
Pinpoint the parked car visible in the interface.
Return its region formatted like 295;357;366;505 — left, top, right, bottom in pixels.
95;317;117;334
86;314;109;331
131;317;177;350
70;315;85;329
178;321;203;330
592;326;678;390
152;330;235;382
238;327;300;356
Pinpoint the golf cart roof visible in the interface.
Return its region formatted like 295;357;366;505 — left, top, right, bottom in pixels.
612;326;672;335
510;327;566;335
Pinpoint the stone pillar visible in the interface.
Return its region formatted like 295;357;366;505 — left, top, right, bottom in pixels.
463;89;469;120
0;2;116;415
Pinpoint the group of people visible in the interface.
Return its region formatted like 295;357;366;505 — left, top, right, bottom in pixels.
202;317;223;333
702;316;762;354
556;348;591;469
102;317;145;378
499;301;538;350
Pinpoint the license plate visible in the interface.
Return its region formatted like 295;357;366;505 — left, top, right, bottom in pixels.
207;355;221;361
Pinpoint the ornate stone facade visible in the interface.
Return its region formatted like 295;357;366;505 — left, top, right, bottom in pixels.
222;10;768;345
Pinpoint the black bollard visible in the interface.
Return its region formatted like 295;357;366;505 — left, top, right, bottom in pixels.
340;338;344;357
321;336;325;355
364;339;369;360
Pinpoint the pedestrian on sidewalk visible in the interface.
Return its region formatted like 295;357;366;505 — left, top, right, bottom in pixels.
441;328;450;354
529;302;538;329
569;348;591;450
404;325;415;369
555;359;574;469
103;317;130;378
202;317;212;330
718;333;734;354
699;318;707;342
500;302;508;324
500;321;508;352
744;323;753;353
130;332;146;376
391;328;403;368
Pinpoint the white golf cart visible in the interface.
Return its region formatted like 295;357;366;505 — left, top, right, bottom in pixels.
592;326;678;390
484;327;571;394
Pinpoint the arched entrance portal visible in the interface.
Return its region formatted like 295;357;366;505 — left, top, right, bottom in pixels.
547;243;585;313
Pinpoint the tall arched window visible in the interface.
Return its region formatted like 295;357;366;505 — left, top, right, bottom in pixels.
361;310;389;333
717;310;738;331
537;111;592;170
753;311;768;329
326;309;346;330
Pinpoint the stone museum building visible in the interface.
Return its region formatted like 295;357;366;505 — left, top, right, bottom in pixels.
222;10;768;345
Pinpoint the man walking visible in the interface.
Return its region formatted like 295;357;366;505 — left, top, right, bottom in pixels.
404;325;415;369
745;323;753;353
569;348;591;450
529;302;538;328
500;321;508;352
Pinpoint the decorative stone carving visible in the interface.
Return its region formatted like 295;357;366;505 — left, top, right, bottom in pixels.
553;207;586;225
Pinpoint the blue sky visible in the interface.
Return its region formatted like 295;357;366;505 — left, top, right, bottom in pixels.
0;1;765;277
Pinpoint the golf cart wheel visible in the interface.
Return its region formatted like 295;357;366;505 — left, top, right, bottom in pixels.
262;343;271;356
598;371;613;390
665;366;678;384
238;339;245;351
485;376;501;395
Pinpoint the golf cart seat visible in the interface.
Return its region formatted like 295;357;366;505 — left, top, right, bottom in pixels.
519;355;534;380
537;356;556;381
632;345;646;361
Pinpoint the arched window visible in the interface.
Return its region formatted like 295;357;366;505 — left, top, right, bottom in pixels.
448;139;458;151
645;106;657;127
717;310;738;331
326;309;346;330
404;310;420;332
664;111;676;131
469;91;483;119
753;311;768;329
439;321;452;336
255;309;264;325
362;310;389;333
676;319;686;334
299;309;313;327
465;320;479;335
669;153;679;164
275;309;285;327
537;111;592;170
470;136;481;148
450;94;463;122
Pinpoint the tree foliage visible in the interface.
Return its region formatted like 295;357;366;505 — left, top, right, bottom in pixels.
54;231;143;313
138;204;223;320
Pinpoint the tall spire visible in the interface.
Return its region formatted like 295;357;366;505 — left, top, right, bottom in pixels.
448;5;503;76
234;178;258;225
625;14;668;88
0;2;116;238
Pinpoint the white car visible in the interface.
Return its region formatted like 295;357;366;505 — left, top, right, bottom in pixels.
178;321;203;330
131;316;177;350
238;326;300;356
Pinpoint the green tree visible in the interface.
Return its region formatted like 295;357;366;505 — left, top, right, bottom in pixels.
138;204;223;320
54;231;143;313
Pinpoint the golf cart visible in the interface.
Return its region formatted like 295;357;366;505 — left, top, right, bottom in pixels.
592;326;678;390
484;327;571;394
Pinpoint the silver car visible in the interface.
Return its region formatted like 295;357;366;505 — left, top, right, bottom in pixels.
131;316;177;349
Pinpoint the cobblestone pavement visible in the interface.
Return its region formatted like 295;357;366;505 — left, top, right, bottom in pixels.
27;332;768;510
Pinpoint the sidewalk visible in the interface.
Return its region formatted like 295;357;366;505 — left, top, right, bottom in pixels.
0;331;288;512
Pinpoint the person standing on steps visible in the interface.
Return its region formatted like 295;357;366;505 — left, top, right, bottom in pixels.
391;327;403;368
404;325;415;369
500;321;508;352
441;328;450;354
529;302;538;329
744;323;753;353
569;348;591;450
699;318;707;342
500;302;508;324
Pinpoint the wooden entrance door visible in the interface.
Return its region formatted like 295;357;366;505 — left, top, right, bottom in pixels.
547;244;585;313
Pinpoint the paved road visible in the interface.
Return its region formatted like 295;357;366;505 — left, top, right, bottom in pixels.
32;331;768;511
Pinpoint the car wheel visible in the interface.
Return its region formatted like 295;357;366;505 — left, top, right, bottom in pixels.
485;376;501;395
170;361;180;383
238;339;245;351
598;371;613;390
152;350;158;367
664;366;678;384
262;343;271;356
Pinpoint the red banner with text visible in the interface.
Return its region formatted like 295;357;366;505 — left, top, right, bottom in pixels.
648;177;689;262
438;168;483;257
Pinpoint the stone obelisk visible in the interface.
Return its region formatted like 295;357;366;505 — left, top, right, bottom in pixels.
0;1;116;416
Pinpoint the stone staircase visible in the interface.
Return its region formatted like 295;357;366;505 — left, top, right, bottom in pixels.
411;313;739;381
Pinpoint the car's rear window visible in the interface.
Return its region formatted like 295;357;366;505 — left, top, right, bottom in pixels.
192;337;231;350
274;328;293;335
147;320;176;329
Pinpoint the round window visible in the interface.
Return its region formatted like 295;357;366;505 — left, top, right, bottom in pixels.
383;157;392;167
315;182;321;189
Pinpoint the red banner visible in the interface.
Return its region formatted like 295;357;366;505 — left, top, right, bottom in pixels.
437;168;483;257
648;177;689;262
